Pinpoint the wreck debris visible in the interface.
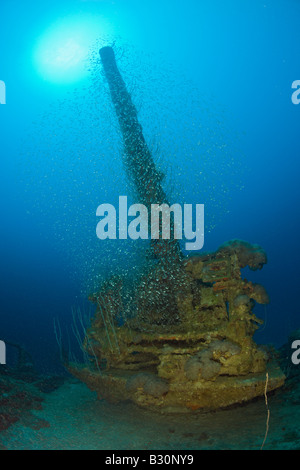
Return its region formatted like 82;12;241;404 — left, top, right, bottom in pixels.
99;46;182;264
69;240;285;412
68;49;285;412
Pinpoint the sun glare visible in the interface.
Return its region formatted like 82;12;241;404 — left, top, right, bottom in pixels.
34;14;111;84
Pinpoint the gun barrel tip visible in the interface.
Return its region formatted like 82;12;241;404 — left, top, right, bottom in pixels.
99;46;114;58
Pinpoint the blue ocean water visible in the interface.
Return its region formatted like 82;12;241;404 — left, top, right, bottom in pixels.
0;1;299;447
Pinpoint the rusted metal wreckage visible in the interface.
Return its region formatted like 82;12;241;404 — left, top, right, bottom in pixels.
69;48;284;412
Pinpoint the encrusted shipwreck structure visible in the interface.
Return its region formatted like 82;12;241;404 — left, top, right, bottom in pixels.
69;47;284;412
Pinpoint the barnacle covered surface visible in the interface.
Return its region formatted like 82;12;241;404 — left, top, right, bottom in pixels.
69;240;285;413
68;49;285;413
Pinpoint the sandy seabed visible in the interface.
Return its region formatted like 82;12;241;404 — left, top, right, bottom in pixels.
0;374;299;450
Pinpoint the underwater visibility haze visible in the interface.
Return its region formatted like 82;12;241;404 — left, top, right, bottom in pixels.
0;0;300;451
